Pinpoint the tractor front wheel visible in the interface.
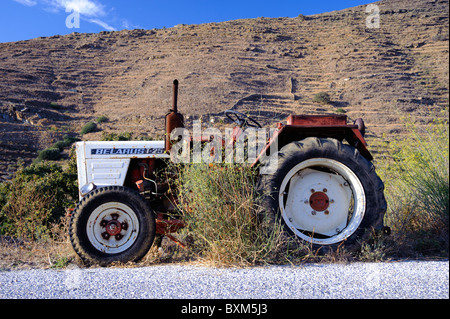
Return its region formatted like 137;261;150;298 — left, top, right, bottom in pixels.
257;137;386;252
69;186;156;266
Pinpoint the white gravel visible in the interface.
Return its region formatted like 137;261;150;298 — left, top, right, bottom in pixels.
0;260;448;299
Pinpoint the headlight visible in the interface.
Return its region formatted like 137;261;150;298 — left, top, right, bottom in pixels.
80;182;97;197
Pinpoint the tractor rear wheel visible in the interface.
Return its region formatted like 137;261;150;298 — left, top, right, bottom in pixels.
257;137;386;253
69;186;156;266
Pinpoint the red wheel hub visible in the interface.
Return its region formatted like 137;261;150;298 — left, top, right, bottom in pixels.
106;220;122;236
309;192;330;212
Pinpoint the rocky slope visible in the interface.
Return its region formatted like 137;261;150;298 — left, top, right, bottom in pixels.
0;0;448;180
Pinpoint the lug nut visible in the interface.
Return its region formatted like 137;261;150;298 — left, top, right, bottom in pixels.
101;232;110;240
324;210;330;215
311;211;316;216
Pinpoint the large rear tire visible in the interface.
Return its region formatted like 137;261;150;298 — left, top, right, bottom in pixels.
69;186;156;266
257;137;386;252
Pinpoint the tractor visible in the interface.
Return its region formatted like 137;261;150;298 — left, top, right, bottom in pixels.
69;80;387;266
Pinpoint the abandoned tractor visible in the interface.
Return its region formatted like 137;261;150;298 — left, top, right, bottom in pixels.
69;80;387;266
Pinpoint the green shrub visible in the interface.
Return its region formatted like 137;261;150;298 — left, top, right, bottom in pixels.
80;122;97;135
0;182;9;213
52;141;67;151
101;131;133;141
313;92;331;104
63;134;80;145
36;147;61;162
52;135;80;151
378;120;449;256
96;115;108;123
0;161;78;241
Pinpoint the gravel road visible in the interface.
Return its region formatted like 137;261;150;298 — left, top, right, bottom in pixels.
0;260;448;299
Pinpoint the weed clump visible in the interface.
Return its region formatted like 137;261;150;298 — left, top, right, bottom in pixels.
313;92;331;104
96;115;108;123
378;119;449;257
176;163;286;266
80;122;97;135
101;131;133;141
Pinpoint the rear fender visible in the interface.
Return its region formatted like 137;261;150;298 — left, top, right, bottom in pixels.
253;116;372;167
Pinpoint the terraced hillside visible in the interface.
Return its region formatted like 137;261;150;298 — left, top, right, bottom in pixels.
0;0;448;180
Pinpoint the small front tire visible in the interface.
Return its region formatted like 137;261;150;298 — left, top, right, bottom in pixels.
69;186;156;266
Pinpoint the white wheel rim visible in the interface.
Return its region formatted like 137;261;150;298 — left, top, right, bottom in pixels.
279;158;366;245
86;202;140;254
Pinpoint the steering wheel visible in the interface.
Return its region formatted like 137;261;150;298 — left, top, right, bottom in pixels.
224;110;262;128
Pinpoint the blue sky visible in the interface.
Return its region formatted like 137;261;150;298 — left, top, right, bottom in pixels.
0;0;374;43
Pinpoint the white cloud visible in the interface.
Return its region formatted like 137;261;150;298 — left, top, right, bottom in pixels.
47;0;106;17
13;0;130;32
48;0;116;31
13;0;38;6
88;18;116;31
121;19;142;30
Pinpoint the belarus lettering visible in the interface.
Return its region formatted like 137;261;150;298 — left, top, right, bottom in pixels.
91;148;165;155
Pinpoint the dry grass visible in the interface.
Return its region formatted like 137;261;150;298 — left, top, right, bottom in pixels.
175;163;284;266
0;215;76;270
376;118;449;258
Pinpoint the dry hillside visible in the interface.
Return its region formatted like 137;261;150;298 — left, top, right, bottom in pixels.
0;0;448;180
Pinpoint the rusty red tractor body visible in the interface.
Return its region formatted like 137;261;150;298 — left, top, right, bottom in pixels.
69;80;387;266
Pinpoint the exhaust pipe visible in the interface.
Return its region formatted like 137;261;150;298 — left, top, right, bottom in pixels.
165;79;184;152
172;79;179;113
